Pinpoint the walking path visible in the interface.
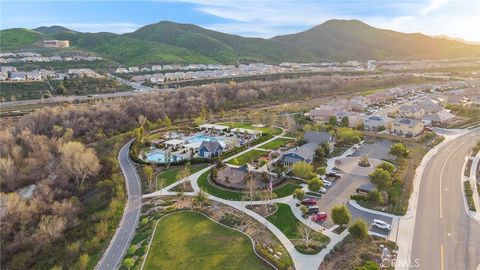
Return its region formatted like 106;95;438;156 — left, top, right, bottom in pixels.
143;127;350;270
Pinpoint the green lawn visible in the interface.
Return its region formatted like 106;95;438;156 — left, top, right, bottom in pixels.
273;183;301;198
260;138;294;150
266;203;300;239
226;149;270;166
219;122;282;136
143;211;272;270
157;164;210;187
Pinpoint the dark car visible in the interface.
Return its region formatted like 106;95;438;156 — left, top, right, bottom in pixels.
301;198;317;205
307;206;319;215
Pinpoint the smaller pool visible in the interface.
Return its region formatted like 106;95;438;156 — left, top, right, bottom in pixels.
145;149;183;164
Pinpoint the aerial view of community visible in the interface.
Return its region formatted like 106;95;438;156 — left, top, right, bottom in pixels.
0;1;479;270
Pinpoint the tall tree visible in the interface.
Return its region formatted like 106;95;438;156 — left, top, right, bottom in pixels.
60;141;100;187
331;205;351;227
143;165;154;189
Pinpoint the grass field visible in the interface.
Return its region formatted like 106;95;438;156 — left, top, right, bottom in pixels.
220;122;282;136
156;163;210;187
143;211;272;270
266;203;300;239
260;138;294;150
226;149;270;166
272;183;301;198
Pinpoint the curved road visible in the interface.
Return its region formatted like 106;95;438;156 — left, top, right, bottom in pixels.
97;140;142;270
410;129;480;270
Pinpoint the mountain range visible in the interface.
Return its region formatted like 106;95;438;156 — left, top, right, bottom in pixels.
1;19;480;65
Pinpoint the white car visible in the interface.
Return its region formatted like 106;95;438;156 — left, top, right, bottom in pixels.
372;219;391;230
319;187;327;194
323;180;332;187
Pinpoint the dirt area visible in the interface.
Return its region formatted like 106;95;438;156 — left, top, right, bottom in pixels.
319;235;397;270
246;204;278;217
168;181;194;192
215;165;285;190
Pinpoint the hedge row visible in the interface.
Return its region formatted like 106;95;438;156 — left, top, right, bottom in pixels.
464;181;476;212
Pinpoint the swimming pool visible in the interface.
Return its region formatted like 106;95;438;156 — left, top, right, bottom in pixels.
145;149;183;164
187;135;225;146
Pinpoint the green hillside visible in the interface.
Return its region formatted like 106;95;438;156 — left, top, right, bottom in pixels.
0;28;44;51
2;19;480;64
272;19;480;60
126;21;316;63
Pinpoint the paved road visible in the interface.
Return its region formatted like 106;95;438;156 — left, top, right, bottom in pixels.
410;130;480;270
97;141;142;270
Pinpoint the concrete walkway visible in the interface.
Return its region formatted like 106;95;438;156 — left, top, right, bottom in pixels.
143;127;352;270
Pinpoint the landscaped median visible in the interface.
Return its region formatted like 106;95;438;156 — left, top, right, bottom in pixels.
464;181;477;212
267;203;330;254
198;170;302;200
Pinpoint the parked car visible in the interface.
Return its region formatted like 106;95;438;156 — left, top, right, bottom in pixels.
326;172;340;179
319;187;327;194
323;180;332;187
372;219;391;230
307;206;320;215
311;212;328;222
301;198;317;205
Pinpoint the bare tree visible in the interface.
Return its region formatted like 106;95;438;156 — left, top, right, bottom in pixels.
176;164;191;190
245;173;257;204
297;223;315;247
143;165;154;189
59;141;100;187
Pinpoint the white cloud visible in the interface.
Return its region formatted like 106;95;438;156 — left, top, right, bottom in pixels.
421;0;448;16
52;22;142;33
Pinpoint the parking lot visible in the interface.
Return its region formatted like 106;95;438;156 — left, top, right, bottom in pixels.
303;141;395;237
351;140;394;161
306;174;369;228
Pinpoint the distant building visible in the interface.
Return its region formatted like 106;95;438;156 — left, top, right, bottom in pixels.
10;72;26;81
198;141;223;158
43;40;70;48
308;107;338;123
423;110;456;127
281;142;317;168
391;118;424;137
128;67;140;73
115;68;129;74
0;66;17;72
398;105;425;119
363;115;392;131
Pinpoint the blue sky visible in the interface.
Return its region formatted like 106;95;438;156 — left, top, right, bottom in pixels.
1;0;479;41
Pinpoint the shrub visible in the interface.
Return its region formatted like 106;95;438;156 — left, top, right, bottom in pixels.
390;143;408;157
464;181;476;211
331;205;351;226
349;220;369;239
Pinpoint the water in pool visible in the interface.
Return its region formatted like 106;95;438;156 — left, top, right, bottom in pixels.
145;149;182;163
187;135;223;143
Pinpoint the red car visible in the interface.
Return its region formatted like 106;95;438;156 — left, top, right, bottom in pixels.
311;212;328;222
301;198;317;205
